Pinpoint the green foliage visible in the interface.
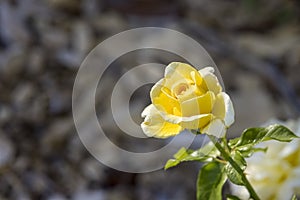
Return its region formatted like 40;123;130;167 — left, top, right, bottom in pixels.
197;162;227;200
225;151;246;185
237;147;268;158
165;124;299;199
164;142;218;170
291;194;298;200
237;125;297;146
229;125;298;157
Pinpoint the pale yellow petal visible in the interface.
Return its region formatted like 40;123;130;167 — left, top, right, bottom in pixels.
181;113;213;130
165;62;200;81
164;62;204;91
190;70;204;87
201;119;226;137
141;104;183;138
212;92;234;127
150;79;181;116
199;67;222;94
181;91;215;117
141;104;154;118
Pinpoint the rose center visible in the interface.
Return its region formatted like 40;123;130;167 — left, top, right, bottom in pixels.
174;83;189;97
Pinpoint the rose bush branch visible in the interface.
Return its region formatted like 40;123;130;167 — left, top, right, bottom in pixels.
208;135;260;200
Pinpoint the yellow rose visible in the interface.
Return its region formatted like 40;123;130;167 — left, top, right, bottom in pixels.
141;62;234;138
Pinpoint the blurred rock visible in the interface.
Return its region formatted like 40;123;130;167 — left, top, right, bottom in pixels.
0;1;30;45
0;105;12;125
67;135;85;163
0;135;14;167
0;47;25;79
22;171;49;194
236;25;300;58
73;190;106;200
27;48;45;74
12;83;35;110
106;186;133;200
93;12;127;34
13;156;30;172
137;168;196;200
42;117;73;153
12;82;48;122
56;21;93;68
80;158;104;181
47;87;71;115
47;194;67;200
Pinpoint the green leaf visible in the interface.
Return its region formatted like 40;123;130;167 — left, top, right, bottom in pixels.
225;151;246;185
238;147;268;158
164;159;180;170
226;194;242;200
228;137;240;147
225;164;243;185
233;125;298;150
198;141;219;156
197;162;227;200
291;194;298;200
165;143;218;170
174;147;190;160
164;147;209;170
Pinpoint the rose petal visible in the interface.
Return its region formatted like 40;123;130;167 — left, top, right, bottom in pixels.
199;67;222;94
141;104;153;118
181;91;215;116
141;104;183;138
172;82;199;102
156;109;212;125
165;62;201;81
181;114;213;130
143;105;213;132
278;178;300;200
164;62;204;90
212;92;235;127
150;79;181;116
201;119;226;137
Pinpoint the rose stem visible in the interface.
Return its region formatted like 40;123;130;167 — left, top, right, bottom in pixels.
208;135;261;200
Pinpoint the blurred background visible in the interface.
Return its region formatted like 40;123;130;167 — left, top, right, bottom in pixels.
1;0;300;199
